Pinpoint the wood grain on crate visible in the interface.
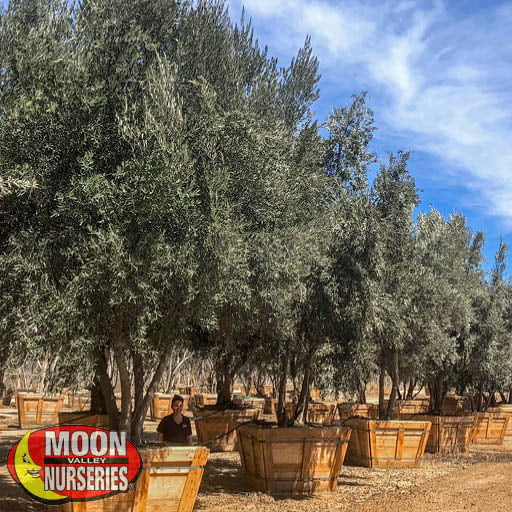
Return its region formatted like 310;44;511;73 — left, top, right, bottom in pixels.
472;412;509;445
238;424;351;494
58;411;110;427
285;402;336;425
55;445;209;512
344;418;431;468
398;399;430;418
487;405;512;443
415;414;475;453
337;402;378;419
16;393;63;428
194;408;260;452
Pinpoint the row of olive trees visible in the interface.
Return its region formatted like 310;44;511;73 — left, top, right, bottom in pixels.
1;0;511;446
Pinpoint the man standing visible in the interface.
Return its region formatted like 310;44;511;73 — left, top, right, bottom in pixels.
157;395;193;444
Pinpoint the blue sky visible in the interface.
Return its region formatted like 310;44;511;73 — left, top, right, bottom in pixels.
227;0;512;274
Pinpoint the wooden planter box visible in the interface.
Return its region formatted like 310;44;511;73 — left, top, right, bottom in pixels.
256;385;273;397
245;398;265;411
150;393;190;420
65;393;91;411
441;395;469;415
56;445;209;512
264;397;277;415
16;394;63;429
194;394;217;407
285;402;336;425
238;424;351;494
194;408;260;451
415;415;475;453
488;405;512;444
344;418;431;468
398;399;430;418
58;411;110;428
337;402;378;420
178;386;195;397
472;412;509;445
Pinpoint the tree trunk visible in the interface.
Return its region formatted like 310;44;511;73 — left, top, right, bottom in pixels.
89;377;107;414
484;389;495;411
406;378;416;400
290;354;298;393
216;357;235;407
292;349;315;426
358;383;366;404
0;366;5;399
112;308;132;435
378;351;386;420
132;351;144;417
276;347;289;427
131;351;170;446
386;350;399;419
429;376;444;414
94;348;119;430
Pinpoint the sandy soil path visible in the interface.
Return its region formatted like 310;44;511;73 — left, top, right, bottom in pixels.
354;460;512;512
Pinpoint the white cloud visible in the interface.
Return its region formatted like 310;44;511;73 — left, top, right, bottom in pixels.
228;0;512;228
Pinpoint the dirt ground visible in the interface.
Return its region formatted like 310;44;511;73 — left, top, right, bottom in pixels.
1;406;511;512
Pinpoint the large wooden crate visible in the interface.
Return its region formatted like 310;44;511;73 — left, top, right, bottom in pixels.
344;418;431;468
441;395;469;415
487;405;512;444
285;402;336;425
263;398;294;415
398;399;430;417
16;394;63;429
64;393;91;411
415;415;475;453
178;386;195;397
309;403;336;425
238;424;351;494
194;408;260;451
337;402;378;420
245;398;265;411
258;385;273;397
194;394;217;407
56;446;209;512
472;412;509;445
150;393;190;420
58;411;110;428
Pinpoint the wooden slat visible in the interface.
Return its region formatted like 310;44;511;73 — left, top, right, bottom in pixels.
194;408;259;452
238;424;351;494
472;413;509;445
52;446;209;512
16;394;64;428
345;418;431;468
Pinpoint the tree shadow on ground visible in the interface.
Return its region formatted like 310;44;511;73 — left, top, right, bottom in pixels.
0;469;47;512
199;455;251;495
195;453;363;508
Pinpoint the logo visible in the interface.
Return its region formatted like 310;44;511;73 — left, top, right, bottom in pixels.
7;425;142;505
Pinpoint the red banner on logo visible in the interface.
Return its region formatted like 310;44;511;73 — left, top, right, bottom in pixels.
7;425;142;505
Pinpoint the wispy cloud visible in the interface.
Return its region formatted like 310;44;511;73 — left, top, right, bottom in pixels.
228;0;512;228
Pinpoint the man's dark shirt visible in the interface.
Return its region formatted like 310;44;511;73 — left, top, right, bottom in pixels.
157;414;192;443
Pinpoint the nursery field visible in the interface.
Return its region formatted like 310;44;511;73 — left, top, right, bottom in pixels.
0;406;511;512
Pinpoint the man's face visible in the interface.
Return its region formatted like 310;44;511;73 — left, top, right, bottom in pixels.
172;400;184;414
